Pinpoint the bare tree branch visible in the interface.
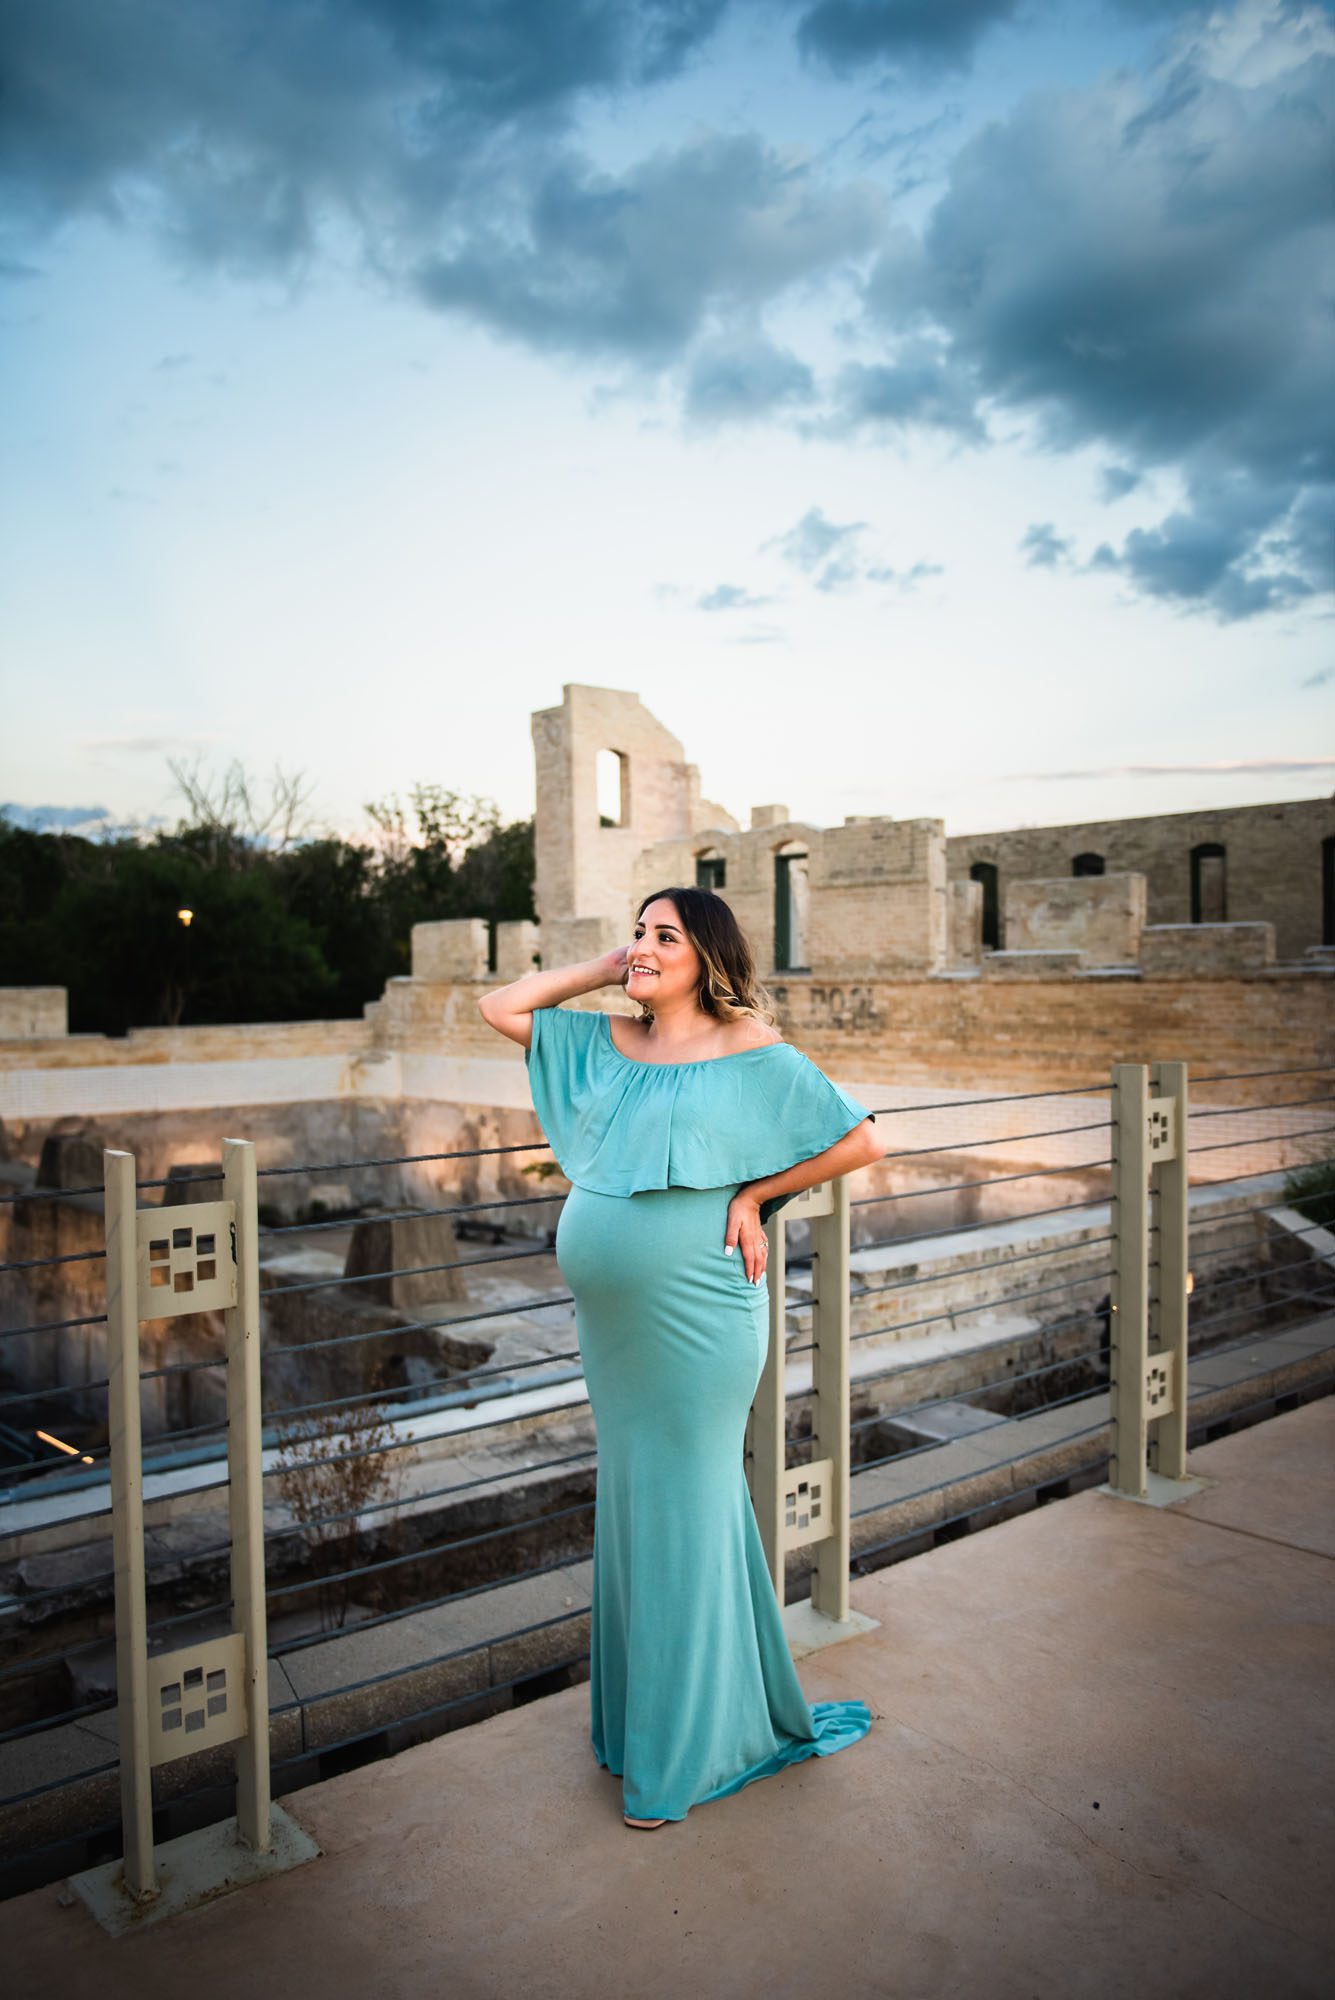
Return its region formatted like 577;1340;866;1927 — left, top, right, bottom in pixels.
168;756;320;856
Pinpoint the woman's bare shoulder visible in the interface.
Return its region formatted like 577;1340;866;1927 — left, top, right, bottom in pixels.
731;1017;785;1051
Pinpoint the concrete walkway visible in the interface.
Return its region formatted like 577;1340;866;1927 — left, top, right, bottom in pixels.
5;1398;1333;1999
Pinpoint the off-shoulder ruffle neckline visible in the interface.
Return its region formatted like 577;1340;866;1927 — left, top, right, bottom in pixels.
599;1011;790;1071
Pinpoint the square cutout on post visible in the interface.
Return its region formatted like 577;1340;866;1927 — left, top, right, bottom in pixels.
146;1633;247;1765
136;1202;239;1318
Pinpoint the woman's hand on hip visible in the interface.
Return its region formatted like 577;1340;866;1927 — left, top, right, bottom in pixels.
725;1193;768;1285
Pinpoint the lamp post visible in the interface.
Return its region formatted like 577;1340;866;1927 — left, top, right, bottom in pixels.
177;908;193;1024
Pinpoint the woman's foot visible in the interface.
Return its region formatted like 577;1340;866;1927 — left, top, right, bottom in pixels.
623;1813;667;1829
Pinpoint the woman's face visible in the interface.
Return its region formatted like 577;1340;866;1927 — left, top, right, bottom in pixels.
626;898;702;1010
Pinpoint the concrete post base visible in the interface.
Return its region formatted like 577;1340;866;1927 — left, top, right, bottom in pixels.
1096;1470;1212;1509
782;1598;881;1659
67;1805;322;1937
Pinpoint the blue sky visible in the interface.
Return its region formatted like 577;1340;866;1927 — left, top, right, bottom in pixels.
2;0;1332;842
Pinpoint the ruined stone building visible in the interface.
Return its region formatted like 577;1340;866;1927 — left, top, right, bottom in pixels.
414;682;1333;988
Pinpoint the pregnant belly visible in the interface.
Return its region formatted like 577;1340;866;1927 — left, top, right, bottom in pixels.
555;1182;768;1416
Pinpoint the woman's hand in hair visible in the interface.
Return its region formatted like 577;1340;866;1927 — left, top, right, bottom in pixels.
597;943;632;989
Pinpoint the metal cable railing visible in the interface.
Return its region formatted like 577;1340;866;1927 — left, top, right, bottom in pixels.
2;1090;1327;1477
0;1135;563;1210
0;1058;1330;1812
5;1443;606;1613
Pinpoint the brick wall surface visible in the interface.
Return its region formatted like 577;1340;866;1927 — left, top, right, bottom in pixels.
0;1016;370;1071
764;969;1331;1092
1139;922;1276;976
386;969;1332;1098
948;795;1333;962
411;919;490;981
948;879;983;967
1005;873;1147;964
0;988;67;1039
494;920;541;980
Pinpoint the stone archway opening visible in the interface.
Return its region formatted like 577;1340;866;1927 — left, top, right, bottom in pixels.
596;748;628;828
774;841;810;971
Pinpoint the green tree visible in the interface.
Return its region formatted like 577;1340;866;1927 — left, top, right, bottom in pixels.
0;765;536;1032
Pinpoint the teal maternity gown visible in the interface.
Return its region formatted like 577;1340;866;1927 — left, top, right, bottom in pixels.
525;1004;875;1823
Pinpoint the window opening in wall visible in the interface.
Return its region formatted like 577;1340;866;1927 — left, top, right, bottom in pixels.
774;845;809;971
1191;842;1227;924
1323;836;1335;948
596;748;628;828
1072;852;1105;876
696;849;726;891
970;861;999;950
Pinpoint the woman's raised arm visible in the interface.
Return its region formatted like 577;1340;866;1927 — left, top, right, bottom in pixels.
477;947;629;1049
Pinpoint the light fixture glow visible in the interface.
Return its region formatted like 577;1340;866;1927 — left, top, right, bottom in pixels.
177;908;194;927
35;1429;78;1457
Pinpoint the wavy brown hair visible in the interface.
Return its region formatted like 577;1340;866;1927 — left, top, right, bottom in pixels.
623;886;777;1029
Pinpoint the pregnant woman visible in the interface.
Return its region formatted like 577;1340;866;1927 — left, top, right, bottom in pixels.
478;885;882;1828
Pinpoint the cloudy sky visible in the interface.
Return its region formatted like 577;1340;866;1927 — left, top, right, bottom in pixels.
2;0;1332;842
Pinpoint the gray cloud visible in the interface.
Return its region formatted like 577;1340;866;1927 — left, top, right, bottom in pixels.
1008;756;1335;780
796;1;1022;76
1021;522;1072;569
1100;464;1143;503
764;504;870;590
795;0;1293;82
1;802;113;832
855;14;1335;619
730;624;786;643
414;133;883;366
697;582;773;610
766;504;866;573
1089;465;1327;619
827;103;965;180
0;1;730;267
0;3;888;413
866;558;943;590
824;346;985;441
762;504;939;593
0;1;880;397
683;331;815;423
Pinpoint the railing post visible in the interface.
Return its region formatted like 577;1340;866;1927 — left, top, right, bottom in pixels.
104;1149;156;1899
73;1141;299;1929
746;1179;877;1653
1149;1061;1190;1482
224;1136;271;1853
747;1208;787;1594
1108;1064;1150;1497
808;1174;851;1624
1104;1062;1202;1507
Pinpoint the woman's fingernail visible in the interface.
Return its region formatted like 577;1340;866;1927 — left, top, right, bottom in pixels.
724;1245;734;1255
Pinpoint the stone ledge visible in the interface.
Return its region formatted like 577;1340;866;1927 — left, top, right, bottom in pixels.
981;951;1087;979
